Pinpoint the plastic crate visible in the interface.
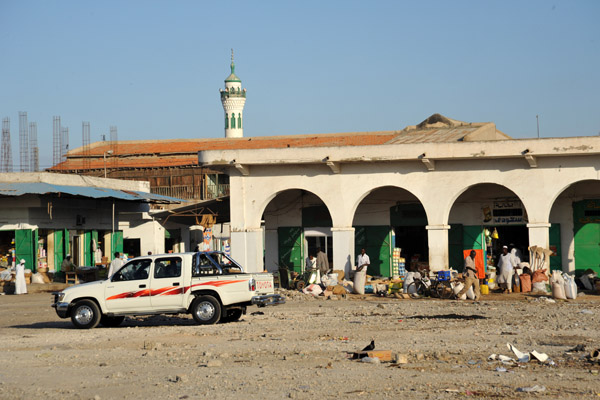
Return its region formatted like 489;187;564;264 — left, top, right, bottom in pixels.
437;270;451;281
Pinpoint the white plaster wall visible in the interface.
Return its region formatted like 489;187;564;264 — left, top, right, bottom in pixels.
215;139;600;272
120;213;165;256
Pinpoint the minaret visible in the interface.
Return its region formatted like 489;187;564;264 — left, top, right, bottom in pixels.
220;50;247;138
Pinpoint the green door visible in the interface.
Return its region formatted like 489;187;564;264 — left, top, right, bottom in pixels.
278;227;303;273
15;229;35;272
84;231;92;266
54;230;64;272
355;226;392;277
112;231;124;255
448;224;463;270
463;226;484;250
549;224;562;271
573;200;600;274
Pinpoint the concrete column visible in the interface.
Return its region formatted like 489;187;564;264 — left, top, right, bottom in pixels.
426;224;450;272
332;227;355;277
527;222;550;249
264;228;278;273
231;228;264;273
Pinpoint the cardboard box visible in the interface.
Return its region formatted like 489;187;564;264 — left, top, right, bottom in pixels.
352;350;393;362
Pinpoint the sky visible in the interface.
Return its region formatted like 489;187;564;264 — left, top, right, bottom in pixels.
1;0;599;170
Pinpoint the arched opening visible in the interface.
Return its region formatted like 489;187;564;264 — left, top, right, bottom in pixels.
262;189;333;275
224;113;229;129
230;114;236;129
550;179;600;274
237;113;242;129
448;183;528;273
352;186;427;277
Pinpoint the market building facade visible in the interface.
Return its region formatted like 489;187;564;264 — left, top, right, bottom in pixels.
197;115;600;277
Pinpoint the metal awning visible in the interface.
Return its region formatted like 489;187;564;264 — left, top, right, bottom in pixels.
0;182;183;204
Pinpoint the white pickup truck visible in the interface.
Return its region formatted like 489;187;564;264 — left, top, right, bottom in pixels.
52;251;284;329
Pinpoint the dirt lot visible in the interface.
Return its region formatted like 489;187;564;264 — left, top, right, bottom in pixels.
0;290;599;400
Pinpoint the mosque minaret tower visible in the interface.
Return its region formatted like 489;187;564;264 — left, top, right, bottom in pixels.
220;50;247;138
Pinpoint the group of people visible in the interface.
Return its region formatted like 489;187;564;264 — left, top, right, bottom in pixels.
458;244;525;301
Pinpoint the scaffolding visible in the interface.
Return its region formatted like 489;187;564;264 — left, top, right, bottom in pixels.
1;118;12;172
19;111;29;172
29;122;39;172
53;116;61;167
82;122;90;171
61;126;69;163
110;125;118;171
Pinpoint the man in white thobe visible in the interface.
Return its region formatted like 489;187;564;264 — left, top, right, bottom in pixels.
108;252;124;278
497;246;516;293
14;259;27;295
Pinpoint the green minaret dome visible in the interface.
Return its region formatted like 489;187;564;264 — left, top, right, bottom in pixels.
225;60;241;83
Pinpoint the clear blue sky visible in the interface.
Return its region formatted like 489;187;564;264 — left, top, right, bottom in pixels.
1;0;599;169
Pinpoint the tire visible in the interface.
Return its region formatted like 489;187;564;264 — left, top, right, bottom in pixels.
295;281;306;290
191;295;221;325
220;308;243;323
70;300;101;329
100;315;125;327
406;282;424;298
435;281;453;299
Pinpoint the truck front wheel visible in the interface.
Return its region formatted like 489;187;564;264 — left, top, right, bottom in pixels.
70;300;101;329
191;295;221;325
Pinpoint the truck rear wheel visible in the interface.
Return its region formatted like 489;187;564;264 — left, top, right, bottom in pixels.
71;299;101;329
220;308;243;323
191;295;221;325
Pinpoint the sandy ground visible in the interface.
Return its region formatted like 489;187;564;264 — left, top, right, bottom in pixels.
0;290;599;400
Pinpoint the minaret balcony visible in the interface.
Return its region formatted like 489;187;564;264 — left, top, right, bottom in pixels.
220;91;246;100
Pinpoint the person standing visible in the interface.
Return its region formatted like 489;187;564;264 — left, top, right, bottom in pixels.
497;245;516;293
305;254;316;271
108;252;124;278
354;248;370;294
456;250;480;300
14;259;27;295
61;254;76;272
316;247;329;276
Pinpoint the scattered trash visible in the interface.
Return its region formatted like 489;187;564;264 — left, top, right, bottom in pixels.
508;343;530;362
530;350;549;363
517;385;546;393
580;309;594;315
250;311;264;316
495;366;508;372
567;344;586;352
361;356;380;364
488;354;497;361
589;349;600;363
352;350;393;362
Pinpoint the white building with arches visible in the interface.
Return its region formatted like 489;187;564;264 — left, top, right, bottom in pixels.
198;114;600;277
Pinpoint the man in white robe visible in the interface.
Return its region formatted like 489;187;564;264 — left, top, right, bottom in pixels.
14;259;27;295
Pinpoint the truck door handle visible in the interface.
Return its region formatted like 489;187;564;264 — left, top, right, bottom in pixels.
173;282;180;286
139;284;146;288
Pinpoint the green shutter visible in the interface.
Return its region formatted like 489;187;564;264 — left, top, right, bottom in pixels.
463;226;484;250
112;231;124;254
573;200;600;274
448;224;464;270
15;229;35;272
84;231;92;266
54;230;64;272
278;227;303;273
549;224;562;271
355;226;392;277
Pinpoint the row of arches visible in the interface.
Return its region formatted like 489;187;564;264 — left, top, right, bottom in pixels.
259;179;600;276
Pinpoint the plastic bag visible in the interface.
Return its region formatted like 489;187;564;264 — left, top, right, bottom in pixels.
31;272;45;284
452;282;467;300
532;281;548;293
519;274;532;292
552;282;566;300
563;273;577;299
353;270;366;294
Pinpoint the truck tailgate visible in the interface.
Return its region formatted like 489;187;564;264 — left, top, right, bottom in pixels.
254;273;275;295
